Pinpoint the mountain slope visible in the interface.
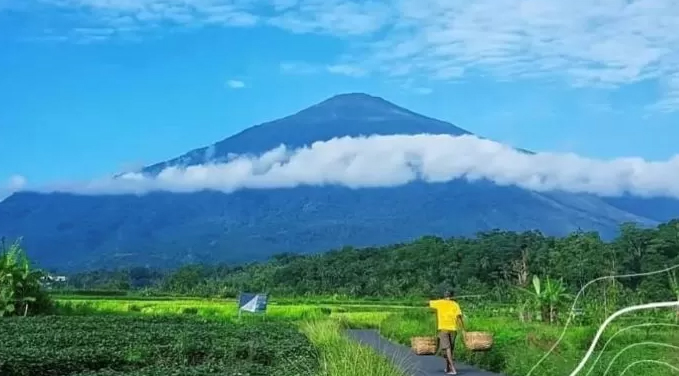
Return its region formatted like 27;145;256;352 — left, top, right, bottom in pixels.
602;196;679;223
140;93;472;175
0;93;670;271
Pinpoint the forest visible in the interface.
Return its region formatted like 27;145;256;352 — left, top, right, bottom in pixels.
59;220;679;304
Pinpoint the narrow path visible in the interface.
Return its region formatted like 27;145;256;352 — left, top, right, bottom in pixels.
345;329;505;376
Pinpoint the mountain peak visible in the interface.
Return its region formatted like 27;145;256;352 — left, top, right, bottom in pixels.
298;92;415;120
321;92;390;105
140;92;473;175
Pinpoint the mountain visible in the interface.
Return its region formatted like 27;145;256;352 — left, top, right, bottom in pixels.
140;93;473;175
601;196;679;223
0;93;674;271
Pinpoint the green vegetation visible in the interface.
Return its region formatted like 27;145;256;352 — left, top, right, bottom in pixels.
63;221;679;311
54;298;331;320
4;219;679;376
302;320;408;376
0;315;318;376
42;296;679;376
340;308;679;376
0;238;52;316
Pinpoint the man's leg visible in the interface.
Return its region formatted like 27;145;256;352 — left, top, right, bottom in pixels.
438;331;454;373
447;331;458;374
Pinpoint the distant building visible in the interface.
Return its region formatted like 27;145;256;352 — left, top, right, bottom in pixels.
40;274;68;288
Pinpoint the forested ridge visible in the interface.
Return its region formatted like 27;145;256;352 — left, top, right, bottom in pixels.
57;220;679;302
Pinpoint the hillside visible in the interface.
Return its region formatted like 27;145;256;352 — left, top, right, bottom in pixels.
0;93;674;271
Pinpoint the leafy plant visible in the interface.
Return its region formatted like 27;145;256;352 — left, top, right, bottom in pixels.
0;238;51;317
0;315;318;376
518;275;571;324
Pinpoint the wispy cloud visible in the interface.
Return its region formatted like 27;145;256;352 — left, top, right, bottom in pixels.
1;175;27;202
17;0;679;111
226;79;246;89
647;72;679;113
326;64;366;77
279;61;321;75
280;61;366;77
412;87;432;95
21;134;679;199
266;0;393;36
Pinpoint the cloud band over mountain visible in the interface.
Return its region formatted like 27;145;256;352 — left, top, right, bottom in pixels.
10;134;679;199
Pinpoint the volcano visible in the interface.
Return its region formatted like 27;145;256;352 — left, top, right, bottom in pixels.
0;93;669;271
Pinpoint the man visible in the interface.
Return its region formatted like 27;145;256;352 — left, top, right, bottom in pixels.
429;290;465;375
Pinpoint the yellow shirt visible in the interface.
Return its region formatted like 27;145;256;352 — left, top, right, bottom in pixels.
429;299;462;331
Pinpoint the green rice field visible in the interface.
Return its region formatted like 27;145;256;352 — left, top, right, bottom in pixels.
2;295;677;376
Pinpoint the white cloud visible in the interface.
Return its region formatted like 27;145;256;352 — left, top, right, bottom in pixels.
266;0;393;36
281;62;366;77
33;134;679;199
279;61;321;75
0;175;27;202
19;0;679;111
647;72;679;112
413;87;432;95
326;64;366;77
8;175;27;190
226;79;246;89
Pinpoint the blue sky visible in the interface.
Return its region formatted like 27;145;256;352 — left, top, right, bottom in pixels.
2;0;679;194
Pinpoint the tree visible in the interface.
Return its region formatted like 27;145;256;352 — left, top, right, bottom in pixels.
58;220;679;305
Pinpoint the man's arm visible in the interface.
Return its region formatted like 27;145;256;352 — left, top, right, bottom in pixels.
455;303;465;331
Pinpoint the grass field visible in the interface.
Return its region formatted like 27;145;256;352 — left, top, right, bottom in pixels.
344;308;679;376
3;296;677;376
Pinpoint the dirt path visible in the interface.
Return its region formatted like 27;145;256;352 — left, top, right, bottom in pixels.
345;329;505;376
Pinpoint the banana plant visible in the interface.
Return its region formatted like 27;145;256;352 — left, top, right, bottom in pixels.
0;238;46;317
517;275;572;324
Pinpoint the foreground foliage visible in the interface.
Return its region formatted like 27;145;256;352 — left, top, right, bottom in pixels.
302;320;408;376
0;238;51;316
0;315;318;376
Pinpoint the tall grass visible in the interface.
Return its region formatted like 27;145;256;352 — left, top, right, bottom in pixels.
301;320;411;376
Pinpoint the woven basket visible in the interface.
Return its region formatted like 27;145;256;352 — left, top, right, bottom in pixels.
463;331;493;351
411;336;437;355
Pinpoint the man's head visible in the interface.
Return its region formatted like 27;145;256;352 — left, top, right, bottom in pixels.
443;290;452;299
